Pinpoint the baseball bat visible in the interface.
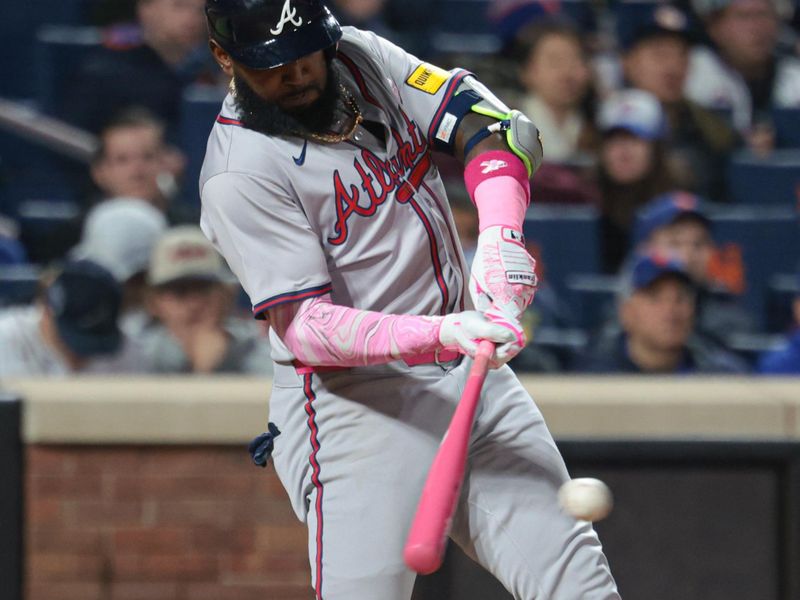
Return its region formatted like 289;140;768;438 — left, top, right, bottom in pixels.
403;339;495;574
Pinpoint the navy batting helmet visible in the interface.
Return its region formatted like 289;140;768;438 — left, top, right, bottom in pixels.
206;0;342;69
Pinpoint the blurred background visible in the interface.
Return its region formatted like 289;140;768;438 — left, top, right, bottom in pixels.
0;0;799;598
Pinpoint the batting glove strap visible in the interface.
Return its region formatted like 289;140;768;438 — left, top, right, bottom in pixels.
248;422;281;468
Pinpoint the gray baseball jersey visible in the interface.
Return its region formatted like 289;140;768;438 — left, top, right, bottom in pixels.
199;27;618;600
200;27;471;364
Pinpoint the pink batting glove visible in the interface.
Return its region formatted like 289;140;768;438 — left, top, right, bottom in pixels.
469;225;537;321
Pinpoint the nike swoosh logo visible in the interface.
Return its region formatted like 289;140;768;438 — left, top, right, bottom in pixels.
293;140;308;166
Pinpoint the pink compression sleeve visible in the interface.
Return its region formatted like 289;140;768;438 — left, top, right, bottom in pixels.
464;150;530;232
269;294;445;367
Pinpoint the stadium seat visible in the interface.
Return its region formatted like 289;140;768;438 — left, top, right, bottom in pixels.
430;0;500;55
0;264;42;307
726;149;800;206
178;85;227;207
765;272;799;333
0;0;88;98
34;25;102;114
523;205;601;298
707;205;800;329
564;273;619;331
434;0;493;34
0;149;81;218
772;108;800;148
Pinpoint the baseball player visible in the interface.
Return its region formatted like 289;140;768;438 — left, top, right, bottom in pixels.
199;1;619;598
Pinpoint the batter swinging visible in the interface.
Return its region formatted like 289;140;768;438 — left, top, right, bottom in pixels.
199;1;619;598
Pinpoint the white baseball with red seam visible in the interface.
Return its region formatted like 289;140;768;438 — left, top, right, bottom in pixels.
558;478;613;522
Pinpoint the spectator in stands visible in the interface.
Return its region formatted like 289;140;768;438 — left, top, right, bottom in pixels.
0;260;122;377
685;0;800;137
503;18;602;204
140;226;272;374
620;4;738;202
513;19;597;163
70;198;168;335
633;191;756;349
61;0;214;136
330;0;429;55
757;271;800;374
330;0;392;35
595;89;680;272
0;216;27;266
90;109;190;221
575;252;749;373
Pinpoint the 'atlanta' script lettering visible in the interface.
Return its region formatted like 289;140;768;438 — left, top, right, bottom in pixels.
328;116;430;246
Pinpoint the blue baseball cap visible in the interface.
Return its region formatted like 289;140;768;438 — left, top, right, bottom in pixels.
44;260;123;358
621;252;693;298
597;89;667;140
489;0;563;45
617;4;694;51
633;191;711;246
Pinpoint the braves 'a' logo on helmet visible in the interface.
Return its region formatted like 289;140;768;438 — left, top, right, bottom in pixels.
270;0;303;35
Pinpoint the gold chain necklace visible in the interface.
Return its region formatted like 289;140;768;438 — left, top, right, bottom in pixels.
302;85;363;144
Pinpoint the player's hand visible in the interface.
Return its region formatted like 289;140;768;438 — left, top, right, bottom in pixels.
439;310;526;368
483;305;527;366
469;225;537;321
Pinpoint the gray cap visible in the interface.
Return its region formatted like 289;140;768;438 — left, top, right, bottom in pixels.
148;226;232;286
71;198;168;282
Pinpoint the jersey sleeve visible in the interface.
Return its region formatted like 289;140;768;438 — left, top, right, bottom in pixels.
343;28;473;149
200;172;331;320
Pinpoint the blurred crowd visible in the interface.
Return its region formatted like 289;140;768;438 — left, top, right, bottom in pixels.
0;0;799;377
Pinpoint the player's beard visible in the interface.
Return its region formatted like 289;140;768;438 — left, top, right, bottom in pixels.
232;59;343;139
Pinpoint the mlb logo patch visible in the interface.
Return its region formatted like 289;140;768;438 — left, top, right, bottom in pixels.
502;228;525;244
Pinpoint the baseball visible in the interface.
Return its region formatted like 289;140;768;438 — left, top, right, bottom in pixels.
558;478;613;522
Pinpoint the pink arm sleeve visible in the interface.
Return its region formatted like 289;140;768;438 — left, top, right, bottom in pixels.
464;150;531;232
269;294;444;367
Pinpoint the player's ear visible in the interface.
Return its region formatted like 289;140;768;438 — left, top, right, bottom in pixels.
209;41;234;77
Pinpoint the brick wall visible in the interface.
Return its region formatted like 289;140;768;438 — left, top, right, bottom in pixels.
26;446;313;600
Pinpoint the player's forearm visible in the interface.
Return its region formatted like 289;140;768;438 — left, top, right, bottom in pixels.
269;294;443;367
456;114;532;232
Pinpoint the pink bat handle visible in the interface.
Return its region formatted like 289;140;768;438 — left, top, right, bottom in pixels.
403;339;495;574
